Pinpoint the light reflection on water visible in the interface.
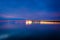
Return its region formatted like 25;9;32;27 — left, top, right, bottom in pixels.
0;21;60;40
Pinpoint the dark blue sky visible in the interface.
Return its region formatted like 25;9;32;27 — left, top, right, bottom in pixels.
0;0;60;20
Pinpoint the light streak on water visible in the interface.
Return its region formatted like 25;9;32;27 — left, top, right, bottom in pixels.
0;34;9;39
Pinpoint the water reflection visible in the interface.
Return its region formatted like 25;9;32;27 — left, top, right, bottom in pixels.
0;20;60;40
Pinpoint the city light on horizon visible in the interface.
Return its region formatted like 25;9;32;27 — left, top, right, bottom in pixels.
26;20;32;25
25;20;60;25
0;20;60;25
40;21;60;24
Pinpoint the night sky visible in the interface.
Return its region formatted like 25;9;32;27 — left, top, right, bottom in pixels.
0;0;60;20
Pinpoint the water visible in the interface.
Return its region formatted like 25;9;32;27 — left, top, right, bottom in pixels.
0;21;60;40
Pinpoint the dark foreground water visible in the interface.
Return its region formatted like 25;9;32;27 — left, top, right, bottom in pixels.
0;21;60;40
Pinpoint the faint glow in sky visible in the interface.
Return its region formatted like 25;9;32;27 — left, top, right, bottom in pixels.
2;15;18;18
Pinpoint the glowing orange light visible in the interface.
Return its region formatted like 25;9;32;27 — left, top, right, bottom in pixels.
40;21;60;24
26;20;32;25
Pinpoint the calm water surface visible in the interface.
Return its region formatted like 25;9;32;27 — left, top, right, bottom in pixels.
0;21;60;40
